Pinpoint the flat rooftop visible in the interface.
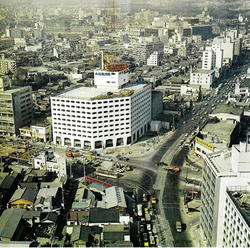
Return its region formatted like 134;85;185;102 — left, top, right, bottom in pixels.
202;120;237;143
0;86;31;95
206;149;236;176
55;83;147;100
193;68;214;74
211;104;243;116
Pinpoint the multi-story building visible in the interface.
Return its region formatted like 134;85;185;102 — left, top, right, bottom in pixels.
0;54;16;76
133;40;164;64
190;68;215;89
51;64;152;150
19;122;52;143
147;51;159;66
200;142;250;247
223;185;250;247
202;47;216;70
0;77;33;136
191;24;213;40
213;36;234;65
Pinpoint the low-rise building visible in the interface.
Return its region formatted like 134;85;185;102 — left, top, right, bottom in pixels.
195;120;240;158
209;104;243;123
8;187;38;210
97;186;127;215
71;225;102;247
32;151;67;178
34;187;62;213
0;208;26;241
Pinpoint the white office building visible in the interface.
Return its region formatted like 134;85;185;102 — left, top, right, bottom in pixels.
202;47;216;70
147;51;159;66
213;36;234;65
51;65;151;150
200;142;250;247
190;68;215;89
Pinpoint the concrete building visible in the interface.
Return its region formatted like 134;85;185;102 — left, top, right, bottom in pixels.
213;36;234;65
0;54;17;75
133;40;164;64
195;120;239;158
19;123;52;143
147;51;159;66
151;91;163;119
223;185;250;247
0;78;33;137
209;104;243;123
200;143;250;247
190;69;215;89
32;151;67;178
202;47;216;71
180;84;201;98
235;78;250;97
51;65;152;150
191;24;213;40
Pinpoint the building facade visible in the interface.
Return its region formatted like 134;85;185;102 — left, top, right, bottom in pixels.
200;143;250;247
0;83;33;137
51;66;151;150
190;69;215;89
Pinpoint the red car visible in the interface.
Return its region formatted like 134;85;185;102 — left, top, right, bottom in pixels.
188;189;199;195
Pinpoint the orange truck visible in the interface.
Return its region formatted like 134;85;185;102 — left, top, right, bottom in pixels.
162;165;181;172
65;152;81;157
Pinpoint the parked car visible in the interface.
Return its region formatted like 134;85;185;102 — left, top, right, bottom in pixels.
140;224;145;233
147;224;151;231
191;167;200;172
188;189;199;195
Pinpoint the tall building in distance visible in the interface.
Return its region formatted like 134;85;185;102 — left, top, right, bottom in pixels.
0;76;33;137
200;142;250;247
51;59;152;150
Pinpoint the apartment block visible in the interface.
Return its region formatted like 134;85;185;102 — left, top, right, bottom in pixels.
0;54;16;76
0;78;33;136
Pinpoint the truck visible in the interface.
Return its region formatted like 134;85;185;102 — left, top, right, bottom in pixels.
162;165;181;173
65;152;81;157
176;221;182;232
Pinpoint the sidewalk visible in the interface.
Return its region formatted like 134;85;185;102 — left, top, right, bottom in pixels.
180;147;206;247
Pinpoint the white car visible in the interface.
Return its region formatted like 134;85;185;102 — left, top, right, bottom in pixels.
191;167;200;172
147;224;151;231
104;157;112;161
11;161;18;165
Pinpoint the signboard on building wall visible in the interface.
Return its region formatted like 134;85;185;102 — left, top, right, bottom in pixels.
195;137;214;152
